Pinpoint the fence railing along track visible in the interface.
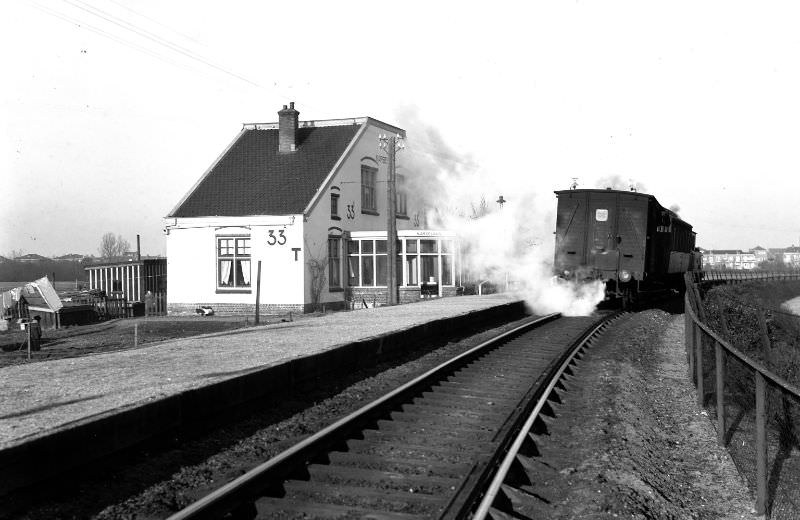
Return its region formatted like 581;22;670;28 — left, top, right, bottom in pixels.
684;270;800;517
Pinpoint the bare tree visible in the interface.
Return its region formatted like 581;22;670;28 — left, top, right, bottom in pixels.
305;240;328;312
470;196;490;220
99;233;131;259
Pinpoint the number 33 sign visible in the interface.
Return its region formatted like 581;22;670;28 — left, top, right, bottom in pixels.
267;229;287;246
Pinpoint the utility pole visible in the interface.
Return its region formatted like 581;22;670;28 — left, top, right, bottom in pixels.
379;133;404;306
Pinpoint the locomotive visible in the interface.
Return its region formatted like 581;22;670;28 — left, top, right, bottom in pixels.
553;188;701;307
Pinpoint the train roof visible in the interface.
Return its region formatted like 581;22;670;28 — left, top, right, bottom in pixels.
554;188;694;231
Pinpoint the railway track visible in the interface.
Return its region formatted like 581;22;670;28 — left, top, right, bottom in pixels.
168;311;618;519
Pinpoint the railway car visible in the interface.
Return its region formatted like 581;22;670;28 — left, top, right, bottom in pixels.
553;188;700;307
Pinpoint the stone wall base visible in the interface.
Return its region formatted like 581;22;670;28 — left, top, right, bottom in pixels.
168;302;304;316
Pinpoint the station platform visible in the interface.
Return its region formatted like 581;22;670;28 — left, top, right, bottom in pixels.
0;294;525;495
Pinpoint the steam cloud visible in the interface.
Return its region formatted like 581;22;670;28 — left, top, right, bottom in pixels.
594;174;647;193
396;106;604;316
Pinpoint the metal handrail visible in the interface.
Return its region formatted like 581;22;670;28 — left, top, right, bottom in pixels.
684;271;800;515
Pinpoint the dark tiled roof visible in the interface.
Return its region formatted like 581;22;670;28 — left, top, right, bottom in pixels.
170;124;361;217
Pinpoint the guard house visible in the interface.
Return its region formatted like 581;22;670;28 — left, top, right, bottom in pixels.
164;103;460;314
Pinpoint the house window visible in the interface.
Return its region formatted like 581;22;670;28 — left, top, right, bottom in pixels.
441;239;455;286
361;165;378;213
330;193;340;220
396;174;408;216
328;237;341;289
402;238;455;287
217;236;251;290
347;239;387;287
420;239;439;284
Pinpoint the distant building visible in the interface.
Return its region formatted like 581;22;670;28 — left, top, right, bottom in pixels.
16;253;48;263
751;245;769;264
784;246;800;267
54;253;86;262
701;245;800;270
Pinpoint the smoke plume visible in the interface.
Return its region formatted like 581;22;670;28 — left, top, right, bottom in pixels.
594;174;647;193
396;106;604;316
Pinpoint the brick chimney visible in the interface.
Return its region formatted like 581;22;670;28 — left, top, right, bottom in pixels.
278;102;299;152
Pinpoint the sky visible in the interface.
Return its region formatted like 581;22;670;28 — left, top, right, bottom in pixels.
3;0;800;259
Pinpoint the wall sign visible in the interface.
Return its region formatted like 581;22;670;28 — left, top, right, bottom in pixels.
595;209;608;222
267;229;287;245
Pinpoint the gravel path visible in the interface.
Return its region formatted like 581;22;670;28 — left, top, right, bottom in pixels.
0;295;517;448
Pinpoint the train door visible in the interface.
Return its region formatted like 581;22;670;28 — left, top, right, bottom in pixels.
587;192;619;275
554;192;588;269
616;200;647;277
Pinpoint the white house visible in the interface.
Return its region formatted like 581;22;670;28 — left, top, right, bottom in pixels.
164;103;459;314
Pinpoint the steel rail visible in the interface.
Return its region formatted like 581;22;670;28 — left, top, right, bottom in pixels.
167;312;561;520
471;313;619;519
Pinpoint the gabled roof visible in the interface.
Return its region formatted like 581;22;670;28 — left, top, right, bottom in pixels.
169;122;363;218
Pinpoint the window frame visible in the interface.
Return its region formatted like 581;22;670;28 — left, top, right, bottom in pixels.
330;193;341;220
361;164;378;214
216;235;252;293
328;237;342;291
347;238;388;287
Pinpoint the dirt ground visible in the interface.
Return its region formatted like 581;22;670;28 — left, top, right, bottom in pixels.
0;314;299;368
527;309;762;519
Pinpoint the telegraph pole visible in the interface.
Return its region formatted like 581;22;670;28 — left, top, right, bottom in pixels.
379;133;404;305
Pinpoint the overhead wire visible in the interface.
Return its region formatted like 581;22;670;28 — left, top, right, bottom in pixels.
28;1;193;73
58;0;262;87
30;0;327;113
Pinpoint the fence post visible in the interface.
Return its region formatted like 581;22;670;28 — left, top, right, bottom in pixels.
757;310;772;367
755;371;767;515
255;261;262;326
715;340;725;446
719;306;731;338
695;325;704;406
688;319;696;381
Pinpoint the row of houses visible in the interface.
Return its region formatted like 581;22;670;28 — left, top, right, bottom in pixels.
2;253;137;263
700;246;800;270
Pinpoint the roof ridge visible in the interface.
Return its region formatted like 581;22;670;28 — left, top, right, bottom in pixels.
243;117;367;130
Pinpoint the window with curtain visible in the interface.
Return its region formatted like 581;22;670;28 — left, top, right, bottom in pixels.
217;236;251;289
346;238;388;287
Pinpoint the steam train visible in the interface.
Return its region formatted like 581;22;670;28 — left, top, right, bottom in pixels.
553;188;701;307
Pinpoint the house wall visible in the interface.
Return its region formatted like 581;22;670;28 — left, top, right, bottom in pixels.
304;122;430;309
166;215;305;314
